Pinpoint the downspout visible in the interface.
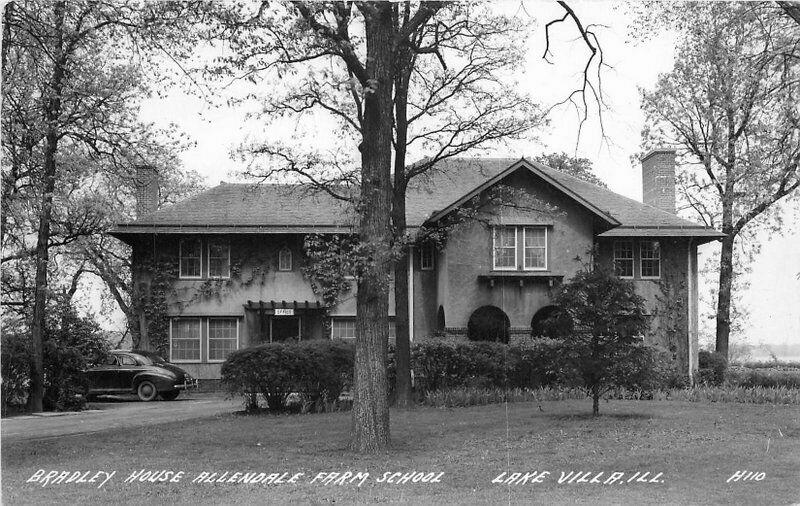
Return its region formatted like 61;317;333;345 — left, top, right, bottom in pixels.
408;245;415;343
687;237;695;384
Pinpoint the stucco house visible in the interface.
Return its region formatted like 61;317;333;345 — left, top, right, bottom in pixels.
110;150;724;381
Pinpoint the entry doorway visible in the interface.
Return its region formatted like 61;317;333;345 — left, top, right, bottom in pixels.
271;316;301;342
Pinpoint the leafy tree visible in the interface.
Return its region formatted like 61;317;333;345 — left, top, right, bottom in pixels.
1;0;198;411
533;152;607;187
638;2;800;359
551;268;651;415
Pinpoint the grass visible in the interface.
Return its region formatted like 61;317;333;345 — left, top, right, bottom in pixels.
3;399;800;505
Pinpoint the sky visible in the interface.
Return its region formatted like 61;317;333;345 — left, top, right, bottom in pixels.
132;1;800;350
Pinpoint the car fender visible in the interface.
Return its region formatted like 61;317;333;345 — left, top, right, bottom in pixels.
132;371;175;391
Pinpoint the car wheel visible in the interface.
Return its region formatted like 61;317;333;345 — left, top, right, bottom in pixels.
137;380;158;402
160;390;180;401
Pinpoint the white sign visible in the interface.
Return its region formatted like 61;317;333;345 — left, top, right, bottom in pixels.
275;308;294;316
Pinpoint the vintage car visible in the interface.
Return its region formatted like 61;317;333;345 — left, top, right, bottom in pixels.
85;350;198;401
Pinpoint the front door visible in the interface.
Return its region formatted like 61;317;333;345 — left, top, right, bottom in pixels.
271;316;300;342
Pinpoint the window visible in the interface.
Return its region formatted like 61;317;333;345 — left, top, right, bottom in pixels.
208;241;230;278
208;318;238;362
119;355;137;366
331;318;356;339
523;227;547;270
613;240;634;278
171;318;201;362
179;239;202;278
420;243;434;270
492;227;517;270
278;246;292;271
640;240;661;278
388;320;396;339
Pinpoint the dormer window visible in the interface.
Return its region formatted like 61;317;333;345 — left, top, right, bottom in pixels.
278;246;292;271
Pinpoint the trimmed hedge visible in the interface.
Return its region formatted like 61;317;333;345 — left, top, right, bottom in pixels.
698;350;728;386
726;367;800;389
221;340;354;412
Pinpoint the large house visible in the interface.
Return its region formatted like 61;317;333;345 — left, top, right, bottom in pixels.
111;151;724;381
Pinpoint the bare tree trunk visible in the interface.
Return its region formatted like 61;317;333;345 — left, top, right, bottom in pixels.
27;1;66;413
715;233;735;360
350;3;394;452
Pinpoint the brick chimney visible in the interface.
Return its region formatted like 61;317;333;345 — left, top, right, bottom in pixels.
641;149;676;213
134;165;159;217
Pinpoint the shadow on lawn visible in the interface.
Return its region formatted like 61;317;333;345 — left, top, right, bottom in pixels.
547;412;654;421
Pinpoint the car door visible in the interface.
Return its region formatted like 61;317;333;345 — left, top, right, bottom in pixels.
116;354;141;392
87;354;120;392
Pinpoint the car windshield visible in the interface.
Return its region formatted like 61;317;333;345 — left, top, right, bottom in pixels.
130;351;167;365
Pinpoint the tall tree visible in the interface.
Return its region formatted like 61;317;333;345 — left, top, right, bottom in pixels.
1;0;196;411
533;152;607;187
639;2;800;358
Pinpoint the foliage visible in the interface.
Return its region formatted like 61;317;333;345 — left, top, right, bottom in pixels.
1;333;31;415
638;2;800;357
698;350;728;386
742;360;800;370
301;234;359;309
221;340;355;413
533;153;607;187
550;268;653;415
725;367;800;389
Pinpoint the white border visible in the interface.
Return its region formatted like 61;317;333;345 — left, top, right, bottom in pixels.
178;238;203;279
170;317;202;363
492;226;517;271
613;239;635;279
640;240;662;279
207;240;231;279
207;317;239;363
522;226;548;271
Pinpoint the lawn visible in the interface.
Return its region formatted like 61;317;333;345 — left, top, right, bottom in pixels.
2;399;799;505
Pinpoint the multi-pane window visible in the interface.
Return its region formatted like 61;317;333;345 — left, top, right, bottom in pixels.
171;318;201;362
278;246;292;271
493;227;517;270
179;239;202;278
208;242;230;278
331;319;356;339
523;227;547;270
208;318;238;361
420;243;434;270
613;240;634;278
640;240;661;278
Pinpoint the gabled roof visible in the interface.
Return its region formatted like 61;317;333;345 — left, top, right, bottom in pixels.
111;157;724;241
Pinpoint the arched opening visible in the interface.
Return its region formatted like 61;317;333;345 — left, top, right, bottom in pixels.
436;305;446;332
530;305;573;338
467;305;510;343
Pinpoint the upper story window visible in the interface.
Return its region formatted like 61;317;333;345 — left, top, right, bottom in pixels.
420;242;434;270
179;239;202;279
278;246;292;271
523;227;547;270
613;240;634;278
208;241;230;278
640;240;661;278
492;227;517;270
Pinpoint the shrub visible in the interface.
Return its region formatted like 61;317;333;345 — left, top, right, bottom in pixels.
727;367;800;389
698;350;727;386
1;333;31;415
221;340;355;413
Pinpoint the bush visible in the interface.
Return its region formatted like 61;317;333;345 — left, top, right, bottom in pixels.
1;333;31;415
698;350;727;386
726;367;800;389
221;340;355;413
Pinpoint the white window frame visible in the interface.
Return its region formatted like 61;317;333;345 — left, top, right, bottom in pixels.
522;226;548;271
613;240;635;279
170;317;202;363
179;239;202;279
492;226;517;271
207;241;231;279
640;240;661;279
330;318;356;339
206;317;239;363
420;242;434;270
278;246;292;271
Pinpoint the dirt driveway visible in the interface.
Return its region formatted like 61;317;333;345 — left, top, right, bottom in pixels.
1;393;241;443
